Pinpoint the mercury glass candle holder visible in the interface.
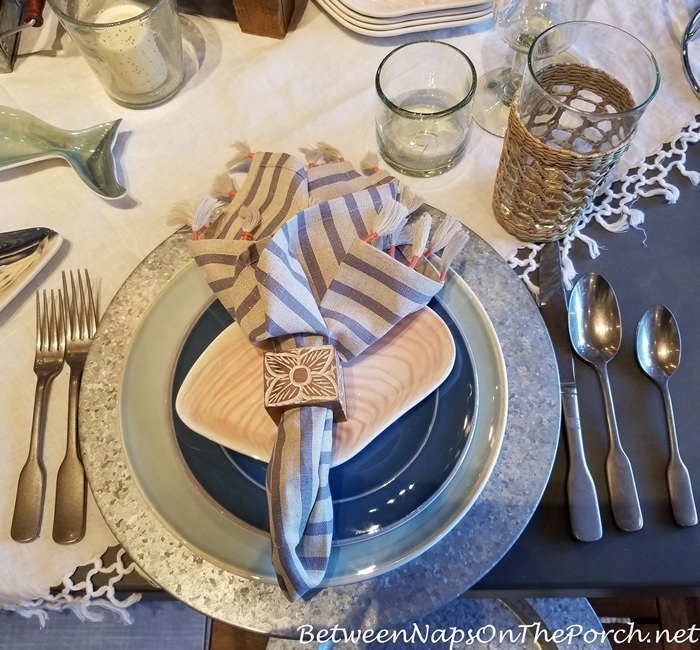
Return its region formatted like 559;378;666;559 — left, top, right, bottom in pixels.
48;0;185;108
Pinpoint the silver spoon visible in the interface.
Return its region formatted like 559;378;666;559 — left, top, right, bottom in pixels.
568;273;643;532
636;305;697;527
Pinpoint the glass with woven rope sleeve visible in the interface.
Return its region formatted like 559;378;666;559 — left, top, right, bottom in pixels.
492;21;660;243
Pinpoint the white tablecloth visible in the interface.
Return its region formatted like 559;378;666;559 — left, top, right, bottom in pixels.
0;0;697;618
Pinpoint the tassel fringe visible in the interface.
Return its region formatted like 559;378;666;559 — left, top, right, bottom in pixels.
317;141;344;163
363;201;409;243
408;213;432;269
226;141;253;170
396;181;424;215
438;228;470;281
426;215;463;256
299;145;323;167
360;151;380;175
166;201;197;228
239;205;262;240
300;142;344;167
192;196;224;239
209;170;237;200
388;214;410;257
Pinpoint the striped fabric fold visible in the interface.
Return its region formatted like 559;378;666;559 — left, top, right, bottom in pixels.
189;152;443;600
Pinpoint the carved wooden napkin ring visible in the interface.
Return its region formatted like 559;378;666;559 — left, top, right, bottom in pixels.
263;345;347;423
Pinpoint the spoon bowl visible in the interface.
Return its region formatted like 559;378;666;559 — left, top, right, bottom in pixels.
568;273;622;365
636;304;681;386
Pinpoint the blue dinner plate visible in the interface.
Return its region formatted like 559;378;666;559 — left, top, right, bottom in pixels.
114;258;507;586
172;298;475;544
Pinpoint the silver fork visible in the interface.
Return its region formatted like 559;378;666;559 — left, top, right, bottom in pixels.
11;290;65;542
52;270;98;544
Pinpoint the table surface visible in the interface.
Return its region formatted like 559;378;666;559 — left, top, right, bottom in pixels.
3;0;697;616
473;139;700;598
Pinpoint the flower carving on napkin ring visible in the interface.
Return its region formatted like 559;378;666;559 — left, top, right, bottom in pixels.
263;345;347;423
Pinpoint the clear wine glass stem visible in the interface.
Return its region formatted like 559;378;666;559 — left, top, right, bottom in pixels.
505;51;528;103
473;0;596;137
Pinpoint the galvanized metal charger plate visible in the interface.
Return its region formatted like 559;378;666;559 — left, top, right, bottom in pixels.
79;209;560;636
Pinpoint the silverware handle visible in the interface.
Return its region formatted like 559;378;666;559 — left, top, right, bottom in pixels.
561;387;602;542
11;374;52;542
52;367;87;544
667;457;698;528
598;366;643;532
661;385;697;527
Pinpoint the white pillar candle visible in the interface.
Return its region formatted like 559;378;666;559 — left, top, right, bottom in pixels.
96;3;169;95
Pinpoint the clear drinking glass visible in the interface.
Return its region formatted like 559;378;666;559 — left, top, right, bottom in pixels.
48;0;184;108
473;0;593;137
375;40;477;177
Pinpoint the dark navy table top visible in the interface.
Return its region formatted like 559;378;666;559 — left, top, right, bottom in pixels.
473;135;700;597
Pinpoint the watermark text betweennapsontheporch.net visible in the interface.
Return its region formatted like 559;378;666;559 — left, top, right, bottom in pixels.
297;621;700;647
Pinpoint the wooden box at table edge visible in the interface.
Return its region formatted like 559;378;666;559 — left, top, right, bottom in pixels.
232;0;295;38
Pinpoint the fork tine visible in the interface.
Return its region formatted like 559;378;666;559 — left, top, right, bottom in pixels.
62;270;98;343
48;291;54;351
48;289;60;352
62;272;72;341
84;269;97;336
76;270;87;339
41;290;50;352
71;270;81;339
35;292;41;352
56;289;65;354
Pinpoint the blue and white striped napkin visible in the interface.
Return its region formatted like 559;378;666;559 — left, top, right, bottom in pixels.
189;152;448;600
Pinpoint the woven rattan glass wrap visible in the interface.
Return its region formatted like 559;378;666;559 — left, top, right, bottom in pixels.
493;63;635;242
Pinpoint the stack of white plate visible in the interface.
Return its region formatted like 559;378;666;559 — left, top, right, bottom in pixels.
316;0;493;37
